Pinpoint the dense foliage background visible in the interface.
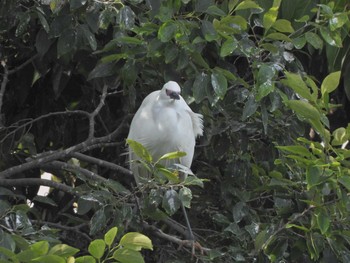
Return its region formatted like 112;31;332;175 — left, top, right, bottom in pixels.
1;0;350;262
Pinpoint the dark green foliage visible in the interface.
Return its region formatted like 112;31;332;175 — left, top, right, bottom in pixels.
1;0;350;262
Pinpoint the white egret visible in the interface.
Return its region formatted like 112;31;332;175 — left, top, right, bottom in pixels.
127;80;203;183
127;81;203;240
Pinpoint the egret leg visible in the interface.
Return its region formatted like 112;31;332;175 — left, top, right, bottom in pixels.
181;203;194;241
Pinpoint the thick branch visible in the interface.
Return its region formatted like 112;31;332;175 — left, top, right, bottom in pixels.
0;116;129;179
0;178;79;196
40;160;108;182
72;152;133;177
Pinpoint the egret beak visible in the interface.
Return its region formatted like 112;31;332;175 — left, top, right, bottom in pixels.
166;89;180;100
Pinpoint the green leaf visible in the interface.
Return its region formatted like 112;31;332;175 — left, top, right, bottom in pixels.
220;37;238;57
256;64;276;101
158;151;187;161
286;100;320;120
265;32;292;42
193;72;210;103
75;255;96;263
242;94;258;120
17;241;49;262
183;175;204;187
281;71;315;101
292;35;306;49
70;0;87;10
329;13;348;31
88;239;105;259
113;248;144;263
320;27;342;47
49;244;79;257
272;19;294;33
31;255;65;263
157;167;180;183
316;208;330;235
104;227;118;247
57;29;77;57
191;52;209;69
305;32;323;49
126;139;153;163
306;166;321;189
205;5;226;16
201;20;219;41
117;36;144;45
263;0;281;31
338;176;350;191
179;187;192;208
321;71;341;96
234;1;262;11
87;62;116;80
332;127;348;146
117;6;135;30
120;232;153;251
276;145;312;158
211;72;227;99
162;189;181;216
79;24;97;51
0;247;16;259
90;208;106;236
158;21;177;42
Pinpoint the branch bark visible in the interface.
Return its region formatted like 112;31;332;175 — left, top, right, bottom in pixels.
0;178;79;196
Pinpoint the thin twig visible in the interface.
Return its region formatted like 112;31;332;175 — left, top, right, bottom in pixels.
142;221;210;254
0;61;9;126
88;85;108;139
7;54;39;75
0;178;79;196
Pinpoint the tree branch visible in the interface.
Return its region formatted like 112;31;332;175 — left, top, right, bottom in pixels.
71;152;133;177
0;178;79;196
142;221;210;255
0;61;9;126
88;85;108;139
0;116;129;179
31;220;91;241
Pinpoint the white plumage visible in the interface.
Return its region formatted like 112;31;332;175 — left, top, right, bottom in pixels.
127;81;203;183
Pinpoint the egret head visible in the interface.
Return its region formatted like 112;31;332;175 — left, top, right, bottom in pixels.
161;81;181;100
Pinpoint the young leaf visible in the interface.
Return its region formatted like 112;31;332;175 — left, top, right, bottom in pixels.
113;248;144;263
158;21;177;42
321;71;341;96
48;244;79;257
126;139;153;163
31;255;65;263
88;239;106;259
158;151;186;161
234;1;262;12
119;232;153;251
272;19;294;33
305;32;323;49
263;0;281;31
281;72;314;101
75;256;96;263
104;227;118;247
157;167;180;183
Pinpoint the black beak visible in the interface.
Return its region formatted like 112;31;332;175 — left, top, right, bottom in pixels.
166;89;180;100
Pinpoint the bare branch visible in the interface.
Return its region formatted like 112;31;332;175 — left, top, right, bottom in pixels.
88;85;108;139
0;61;9;126
142;221;210;254
40;160;108;182
0;178;79;196
1;110;90;144
0;117;129;179
7;54;39;75
72;152;133;177
32;220;91;241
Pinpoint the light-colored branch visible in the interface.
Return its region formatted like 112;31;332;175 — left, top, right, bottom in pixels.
88;85;108;139
142;221;210;255
0;178;79;196
0;61;9;126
